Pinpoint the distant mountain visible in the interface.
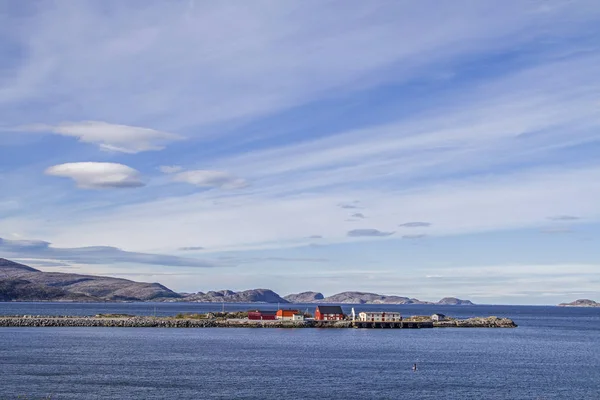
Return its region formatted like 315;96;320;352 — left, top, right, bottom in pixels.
558;299;600;307
0;258;476;305
284;291;475;305
0;258;180;302
437;297;475;305
283;291;325;303
318;291;432;304
181;289;289;303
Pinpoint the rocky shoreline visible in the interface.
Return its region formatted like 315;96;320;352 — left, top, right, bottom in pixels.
0;315;517;329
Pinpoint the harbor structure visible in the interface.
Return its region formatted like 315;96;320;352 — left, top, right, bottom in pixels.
358;311;402;322
315;305;345;321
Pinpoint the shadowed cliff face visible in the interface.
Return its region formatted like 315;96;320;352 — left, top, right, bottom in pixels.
0;258;180;301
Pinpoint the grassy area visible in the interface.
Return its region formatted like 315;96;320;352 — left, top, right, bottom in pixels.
174;311;249;320
94;313;136;318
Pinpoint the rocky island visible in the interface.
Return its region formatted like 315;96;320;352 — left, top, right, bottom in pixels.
558;299;600;307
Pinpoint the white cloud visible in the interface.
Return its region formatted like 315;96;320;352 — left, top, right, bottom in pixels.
18;121;182;153
172;170;248;189
159;165;183;174
45;162;144;189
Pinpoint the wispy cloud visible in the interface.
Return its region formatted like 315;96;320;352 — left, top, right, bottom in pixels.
347;229;395;237
45;162;144;189
12;121;182;153
338;202;361;209
402;234;427;240
398;222;431;228
351;213;366;219
171;170;248;189
548;215;580;221
159;165;183;174
540;227;573;234
179;246;204;251
0;237;219;268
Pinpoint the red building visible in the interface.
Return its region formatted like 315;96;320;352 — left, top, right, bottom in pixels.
315;305;345;321
248;310;277;320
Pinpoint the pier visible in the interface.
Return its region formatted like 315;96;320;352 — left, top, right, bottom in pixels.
352;321;433;329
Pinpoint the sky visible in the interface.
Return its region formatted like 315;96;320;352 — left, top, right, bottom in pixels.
1;0;600;305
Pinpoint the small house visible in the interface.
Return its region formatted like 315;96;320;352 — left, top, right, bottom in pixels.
248;310;277;320
315;305;345;321
292;313;305;321
431;313;446;322
276;309;299;321
358;311;402;322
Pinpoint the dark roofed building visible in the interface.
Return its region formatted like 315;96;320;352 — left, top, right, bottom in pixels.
315;305;345;321
248;310;277;320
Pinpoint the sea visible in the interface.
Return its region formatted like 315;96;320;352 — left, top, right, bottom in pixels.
0;303;598;399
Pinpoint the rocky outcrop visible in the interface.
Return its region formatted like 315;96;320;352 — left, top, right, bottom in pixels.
284;291;325;303
180;289;289;304
437;297;475;305
558;299;600;307
433;316;517;328
0;258;180;302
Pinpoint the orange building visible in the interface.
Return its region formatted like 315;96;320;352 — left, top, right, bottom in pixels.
276;309;299;320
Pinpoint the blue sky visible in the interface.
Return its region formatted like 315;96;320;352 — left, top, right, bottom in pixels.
1;1;600;304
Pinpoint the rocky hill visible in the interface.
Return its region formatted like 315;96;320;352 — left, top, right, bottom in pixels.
437;297;475;305
284;291;475;305
0;258;180;301
283;291;325;303
558;299;600;307
180;289;289;303
319;291;431;304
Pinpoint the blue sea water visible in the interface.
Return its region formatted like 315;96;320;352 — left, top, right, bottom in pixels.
0;303;599;399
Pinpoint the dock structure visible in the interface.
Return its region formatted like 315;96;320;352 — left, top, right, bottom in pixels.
352;321;433;329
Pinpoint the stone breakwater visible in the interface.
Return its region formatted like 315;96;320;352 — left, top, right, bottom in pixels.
0;316;350;328
433;316;517;328
0;316;516;328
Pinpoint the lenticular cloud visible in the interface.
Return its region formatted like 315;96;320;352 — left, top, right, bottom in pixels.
45;162;145;189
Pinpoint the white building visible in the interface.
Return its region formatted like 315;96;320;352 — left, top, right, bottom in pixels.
358;311;402;322
292;313;305;321
431;313;446;321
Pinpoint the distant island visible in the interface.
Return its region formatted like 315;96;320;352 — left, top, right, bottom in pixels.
558;299;600;307
0;258;474;305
